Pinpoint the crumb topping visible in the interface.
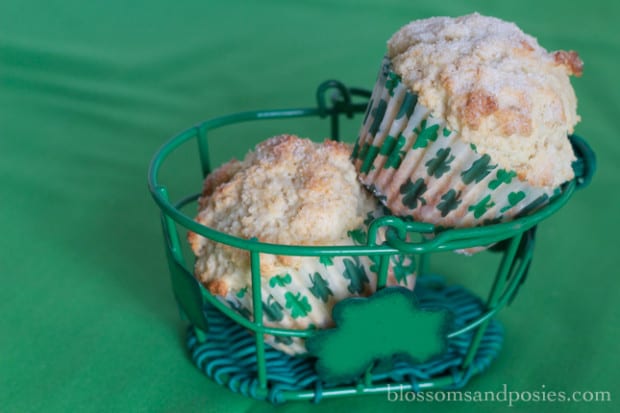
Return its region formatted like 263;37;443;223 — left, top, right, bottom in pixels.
387;13;580;187
188;135;378;294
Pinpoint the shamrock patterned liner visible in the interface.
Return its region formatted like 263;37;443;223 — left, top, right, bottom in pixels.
219;209;417;355
352;57;561;229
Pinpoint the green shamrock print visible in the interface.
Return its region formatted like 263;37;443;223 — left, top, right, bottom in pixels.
342;257;370;294
425;147;455;178
391;255;416;286
488;169;517;190
382;135;408;170
461;155;497;184
468;194;495;219
227;300;251;319
347;228;367;245
500;191;526;213
437;189;462;217
319;256;334;267
284;291;312;319
263;295;284;322
369;99;387;137
235;286;248;299
308;272;334;303
359;145;379;174
399;178;427;209
412;120;440;149
396;93;417;120
269;273;292;288
385;72;401;96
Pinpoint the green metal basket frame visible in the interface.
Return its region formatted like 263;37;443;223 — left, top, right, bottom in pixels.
147;80;595;402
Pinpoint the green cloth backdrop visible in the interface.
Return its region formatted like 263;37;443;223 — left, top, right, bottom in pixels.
1;1;618;412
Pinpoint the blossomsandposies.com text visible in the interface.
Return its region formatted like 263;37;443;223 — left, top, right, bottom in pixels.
387;384;611;406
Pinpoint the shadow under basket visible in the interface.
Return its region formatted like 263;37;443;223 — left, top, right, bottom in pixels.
147;80;595;404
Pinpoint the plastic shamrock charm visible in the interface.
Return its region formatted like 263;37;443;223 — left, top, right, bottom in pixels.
306;287;448;384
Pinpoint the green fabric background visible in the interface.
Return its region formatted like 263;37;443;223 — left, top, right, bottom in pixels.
1;0;618;412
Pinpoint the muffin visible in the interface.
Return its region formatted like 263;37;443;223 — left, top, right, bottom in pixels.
188;134;416;354
353;13;582;228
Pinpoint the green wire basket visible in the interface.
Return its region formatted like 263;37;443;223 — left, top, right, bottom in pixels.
148;80;595;403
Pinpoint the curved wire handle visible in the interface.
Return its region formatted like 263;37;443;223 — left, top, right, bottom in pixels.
316;80;371;141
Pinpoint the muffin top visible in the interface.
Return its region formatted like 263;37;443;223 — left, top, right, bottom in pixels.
387;13;582;187
188;134;377;295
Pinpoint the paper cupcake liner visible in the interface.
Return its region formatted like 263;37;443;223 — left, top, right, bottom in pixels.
217;208;417;355
353;57;561;229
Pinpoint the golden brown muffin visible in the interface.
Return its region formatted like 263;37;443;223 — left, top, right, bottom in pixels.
353;13;582;228
189;135;416;354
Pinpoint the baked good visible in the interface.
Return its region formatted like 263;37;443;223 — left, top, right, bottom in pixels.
353;13;582;228
188;134;416;354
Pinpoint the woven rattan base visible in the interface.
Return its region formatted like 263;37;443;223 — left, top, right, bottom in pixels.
186;275;503;403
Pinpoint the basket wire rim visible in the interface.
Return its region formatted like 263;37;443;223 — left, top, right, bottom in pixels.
147;106;579;255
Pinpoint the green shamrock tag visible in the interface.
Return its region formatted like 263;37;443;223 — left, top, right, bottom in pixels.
306;287;448;384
